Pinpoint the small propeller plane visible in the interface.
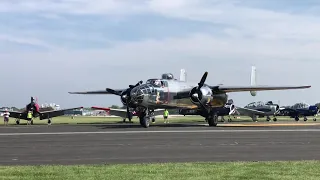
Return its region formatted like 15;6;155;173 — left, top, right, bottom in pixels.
235;101;280;122
69;67;311;128
0;97;83;125
91;106;165;123
275;103;319;121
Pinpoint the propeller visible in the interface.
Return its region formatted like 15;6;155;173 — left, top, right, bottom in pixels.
106;80;143;120
191;72;209;111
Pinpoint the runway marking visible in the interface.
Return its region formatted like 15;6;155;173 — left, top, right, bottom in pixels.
0;129;320;136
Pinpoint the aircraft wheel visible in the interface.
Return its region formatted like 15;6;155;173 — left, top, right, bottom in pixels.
273;118;277;122
48;119;52;125
151;117;155;123
140;116;150;128
313;118;316;121
295;117;299;121
304;117;307;121
31;120;33;125
266;117;271;121
123;118;126;123
16;120;20;125
208;114;218;126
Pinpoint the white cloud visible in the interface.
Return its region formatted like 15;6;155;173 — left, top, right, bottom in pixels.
0;0;319;107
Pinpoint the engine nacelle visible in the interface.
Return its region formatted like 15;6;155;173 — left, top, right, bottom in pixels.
189;86;213;106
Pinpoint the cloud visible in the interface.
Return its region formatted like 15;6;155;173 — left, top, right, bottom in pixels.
0;0;319;108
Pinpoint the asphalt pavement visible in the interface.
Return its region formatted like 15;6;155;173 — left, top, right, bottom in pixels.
0;122;319;165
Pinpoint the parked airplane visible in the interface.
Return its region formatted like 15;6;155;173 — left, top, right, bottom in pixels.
0;97;82;125
69;69;310;128
236;101;280;121
275;103;319;121
91;106;165;122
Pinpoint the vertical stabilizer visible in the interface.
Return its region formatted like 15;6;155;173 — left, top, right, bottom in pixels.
250;66;257;96
180;69;187;82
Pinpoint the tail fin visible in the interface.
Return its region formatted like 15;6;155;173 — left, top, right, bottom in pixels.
180;69;187;82
250;66;257;96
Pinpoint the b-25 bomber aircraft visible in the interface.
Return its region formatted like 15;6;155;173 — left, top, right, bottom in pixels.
0;97;83;125
69;69;311;128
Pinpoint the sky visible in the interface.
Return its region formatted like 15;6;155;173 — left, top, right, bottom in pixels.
0;0;319;108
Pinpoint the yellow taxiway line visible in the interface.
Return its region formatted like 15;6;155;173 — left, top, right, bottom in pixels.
216;123;320;127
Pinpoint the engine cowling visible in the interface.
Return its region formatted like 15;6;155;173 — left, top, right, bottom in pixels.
189;85;213;106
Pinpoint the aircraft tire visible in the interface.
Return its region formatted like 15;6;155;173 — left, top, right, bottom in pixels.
313;118;316;121
140;116;150;128
48;119;51;124
295;117;299;121
31;120;33;125
16;120;19;125
273;118;277;121
208;114;218;126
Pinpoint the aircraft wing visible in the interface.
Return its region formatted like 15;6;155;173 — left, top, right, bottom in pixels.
0;110;27;119
68;89;126;95
91;106;128;118
38;107;83;120
175;85;310;99
235;107;266;116
210;85;311;93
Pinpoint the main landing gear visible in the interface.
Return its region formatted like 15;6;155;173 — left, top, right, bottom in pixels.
204;111;218;127
138;109;156;128
266;116;277;122
294;116;316;121
15;118;33;125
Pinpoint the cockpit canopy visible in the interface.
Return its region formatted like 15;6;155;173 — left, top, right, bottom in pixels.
291;103;309;109
245;101;265;108
146;79;168;87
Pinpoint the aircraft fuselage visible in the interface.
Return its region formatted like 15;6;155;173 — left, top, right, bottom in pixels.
128;79;228;110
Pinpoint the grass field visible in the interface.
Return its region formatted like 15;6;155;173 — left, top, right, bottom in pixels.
0;115;305;125
0;161;319;180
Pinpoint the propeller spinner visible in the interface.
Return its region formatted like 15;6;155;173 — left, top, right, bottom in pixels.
190;72;209;110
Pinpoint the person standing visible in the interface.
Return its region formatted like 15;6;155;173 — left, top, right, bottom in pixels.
3;109;10;126
27;110;32;125
163;109;169;123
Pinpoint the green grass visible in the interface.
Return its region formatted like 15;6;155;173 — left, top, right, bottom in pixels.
0;115;310;125
0;161;319;180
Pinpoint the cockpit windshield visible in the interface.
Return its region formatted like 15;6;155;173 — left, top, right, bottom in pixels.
146;79;164;87
245;101;265;108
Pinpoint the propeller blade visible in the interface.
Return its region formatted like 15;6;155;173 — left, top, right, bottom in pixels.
135;80;143;86
198;72;208;88
106;88;121;96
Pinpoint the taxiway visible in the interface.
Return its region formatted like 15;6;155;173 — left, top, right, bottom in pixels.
0;122;320;165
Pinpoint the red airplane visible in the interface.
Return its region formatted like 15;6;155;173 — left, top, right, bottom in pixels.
91;106;164;123
1;97;83;125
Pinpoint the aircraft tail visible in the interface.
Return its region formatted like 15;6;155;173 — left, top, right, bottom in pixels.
180;69;187;82
250;66;257;96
